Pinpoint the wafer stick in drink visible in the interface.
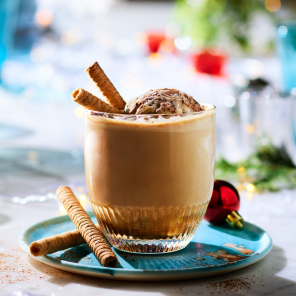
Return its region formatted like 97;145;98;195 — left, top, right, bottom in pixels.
72;88;122;113
85;62;126;111
56;186;118;267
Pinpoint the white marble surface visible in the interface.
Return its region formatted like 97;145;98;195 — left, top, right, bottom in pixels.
0;189;295;296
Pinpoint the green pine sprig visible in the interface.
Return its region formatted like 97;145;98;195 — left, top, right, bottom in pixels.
215;144;296;192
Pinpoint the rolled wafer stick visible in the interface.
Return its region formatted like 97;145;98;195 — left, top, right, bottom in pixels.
56;186;118;267
29;223;100;257
85;62;126;111
30;228;86;257
72;88;122;113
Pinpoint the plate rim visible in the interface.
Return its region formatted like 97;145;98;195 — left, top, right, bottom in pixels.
19;214;273;279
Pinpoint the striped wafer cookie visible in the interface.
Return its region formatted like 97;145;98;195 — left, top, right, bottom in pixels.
72;88;122;113
85;62;126;111
30;228;86;257
56;186;118;268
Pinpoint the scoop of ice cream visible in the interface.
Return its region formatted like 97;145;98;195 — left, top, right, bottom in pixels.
126;88;204;114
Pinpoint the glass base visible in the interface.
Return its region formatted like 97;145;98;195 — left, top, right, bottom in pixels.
108;236;192;254
92;201;209;253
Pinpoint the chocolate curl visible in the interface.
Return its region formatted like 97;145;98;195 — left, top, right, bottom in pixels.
72;88;122;113
85;62;126;111
56;186;118;268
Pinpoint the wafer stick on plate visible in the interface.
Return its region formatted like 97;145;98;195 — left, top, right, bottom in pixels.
85;62;126;111
30;228;86;257
56;186;118;267
72;88;122;113
29;224;99;257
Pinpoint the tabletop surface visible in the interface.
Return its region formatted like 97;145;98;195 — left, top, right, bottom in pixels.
0;188;295;296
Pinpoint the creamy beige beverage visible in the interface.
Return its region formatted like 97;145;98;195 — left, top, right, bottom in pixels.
85;102;216;253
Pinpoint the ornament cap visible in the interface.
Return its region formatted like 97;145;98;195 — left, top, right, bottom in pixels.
225;211;244;229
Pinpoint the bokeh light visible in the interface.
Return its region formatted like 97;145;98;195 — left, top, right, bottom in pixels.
77;187;84;192
160;38;175;53
244;124;255;134
35;9;53;27
243;59;264;79
246;183;255;192
174;35;191;50
265;0;281;12
61;28;82;45
59;205;66;214
224;95;236;108
237;166;246;176
241;92;250;100
79;194;87;202
74;106;84;118
278;26;288;37
232;74;248;88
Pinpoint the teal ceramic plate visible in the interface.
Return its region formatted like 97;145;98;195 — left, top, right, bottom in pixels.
19;214;272;281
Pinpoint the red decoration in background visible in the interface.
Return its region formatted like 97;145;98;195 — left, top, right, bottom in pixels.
147;31;166;53
192;50;226;76
204;180;240;225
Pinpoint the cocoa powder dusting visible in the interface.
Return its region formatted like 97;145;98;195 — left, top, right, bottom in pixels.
205;250;246;262
126;88;203;114
167;270;274;295
0;247;77;286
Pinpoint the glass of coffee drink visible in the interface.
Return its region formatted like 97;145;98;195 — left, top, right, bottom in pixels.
85;105;216;253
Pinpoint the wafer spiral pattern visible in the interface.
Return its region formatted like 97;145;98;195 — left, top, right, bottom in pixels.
56;186;118;267
30;228;86;257
85;62;126;111
72;88;122;113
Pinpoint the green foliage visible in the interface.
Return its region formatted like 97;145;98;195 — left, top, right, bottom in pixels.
215;144;296;192
174;0;275;53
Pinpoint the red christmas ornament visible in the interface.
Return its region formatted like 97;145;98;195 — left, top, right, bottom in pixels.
192;50;226;76
146;31;166;53
204;180;244;229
